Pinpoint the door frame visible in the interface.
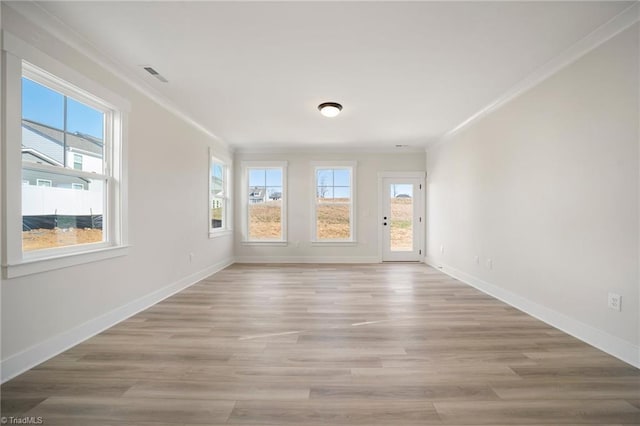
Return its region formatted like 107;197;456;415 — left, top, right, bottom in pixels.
377;171;426;262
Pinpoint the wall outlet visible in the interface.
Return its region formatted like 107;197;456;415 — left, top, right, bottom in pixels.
189;252;194;263
440;244;444;254
475;255;480;265
608;293;621;312
487;258;493;270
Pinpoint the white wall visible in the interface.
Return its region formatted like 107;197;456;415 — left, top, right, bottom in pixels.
1;5;234;381
234;151;425;262
426;24;639;366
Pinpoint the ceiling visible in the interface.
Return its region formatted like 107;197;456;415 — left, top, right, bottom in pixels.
23;1;634;150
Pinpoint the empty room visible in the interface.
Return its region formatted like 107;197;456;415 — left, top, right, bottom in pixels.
1;1;639;425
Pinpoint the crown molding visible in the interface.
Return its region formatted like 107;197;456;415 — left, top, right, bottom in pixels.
4;1;229;151
234;144;427;155
432;2;640;149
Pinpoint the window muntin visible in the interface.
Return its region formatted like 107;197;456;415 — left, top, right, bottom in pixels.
20;63;111;253
210;157;230;233
313;166;355;242
244;165;285;242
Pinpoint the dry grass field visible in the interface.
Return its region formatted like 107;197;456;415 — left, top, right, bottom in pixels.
246;197;414;248
22;228;103;251
249;201;282;239
390;198;413;250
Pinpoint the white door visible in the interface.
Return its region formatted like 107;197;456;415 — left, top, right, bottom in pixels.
381;177;424;262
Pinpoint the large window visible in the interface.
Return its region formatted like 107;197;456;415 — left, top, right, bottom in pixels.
242;161;287;242
2;36;129;278
21;70;107;253
210;154;230;235
312;162;356;242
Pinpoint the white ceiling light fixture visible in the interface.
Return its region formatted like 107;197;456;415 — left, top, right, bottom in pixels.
318;102;342;118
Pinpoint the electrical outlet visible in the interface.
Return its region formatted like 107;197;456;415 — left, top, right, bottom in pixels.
189;252;194;263
487;258;493;270
608;293;621;312
475;255;480;265
440;244;444;255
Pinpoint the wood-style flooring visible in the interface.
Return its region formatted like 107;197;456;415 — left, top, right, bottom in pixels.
1;263;639;425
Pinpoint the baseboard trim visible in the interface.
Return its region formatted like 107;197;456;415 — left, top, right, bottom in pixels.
0;257;234;383
235;256;380;264
425;257;640;368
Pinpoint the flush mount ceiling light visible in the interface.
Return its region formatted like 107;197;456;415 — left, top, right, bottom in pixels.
318;102;342;118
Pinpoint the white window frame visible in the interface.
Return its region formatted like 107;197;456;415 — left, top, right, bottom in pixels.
241;160;287;245
311;161;357;244
36;179;52;187
2;32;130;278
71;183;85;190
73;153;83;170
209;150;232;238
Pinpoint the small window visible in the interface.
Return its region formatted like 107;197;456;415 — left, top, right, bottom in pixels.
36;179;52;187
73;153;83;170
312;162;356;242
210;155;230;234
242;161;287;242
71;183;84;190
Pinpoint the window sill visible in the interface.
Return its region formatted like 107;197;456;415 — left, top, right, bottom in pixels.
3;245;130;279
311;241;358;246
209;229;233;239
241;241;288;247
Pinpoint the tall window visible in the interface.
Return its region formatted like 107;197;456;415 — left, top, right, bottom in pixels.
2;44;128;278
312;162;356;242
242;162;286;242
21;67;108;252
210;155;230;234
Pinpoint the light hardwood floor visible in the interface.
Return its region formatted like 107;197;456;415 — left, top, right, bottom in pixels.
1;263;639;425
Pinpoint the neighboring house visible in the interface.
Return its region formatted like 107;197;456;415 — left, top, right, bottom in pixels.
21;119;104;220
249;187;265;203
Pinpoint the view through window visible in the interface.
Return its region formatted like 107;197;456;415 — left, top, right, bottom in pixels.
21;73;106;252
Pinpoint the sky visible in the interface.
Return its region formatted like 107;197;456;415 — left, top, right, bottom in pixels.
22;77;104;140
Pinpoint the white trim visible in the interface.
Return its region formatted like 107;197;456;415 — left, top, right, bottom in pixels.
0;257;235;383
425;257;640;369
4;245;129;279
241;241;288;247
435;2;640;146
235;146;427;154
235;256;379;264
209;229;233;239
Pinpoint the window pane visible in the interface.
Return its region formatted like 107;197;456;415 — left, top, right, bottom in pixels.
333;169;350;186
249;169;265;186
265;169;282;186
249;199;281;240
317;186;334;200
316;169;333;187
22;167;104;251
317;204;350;240
211;197;223;229
212;163;224;193
390;184;413;251
22;78;64;130
66;98;104;140
334;186;351;201
22;78;104;173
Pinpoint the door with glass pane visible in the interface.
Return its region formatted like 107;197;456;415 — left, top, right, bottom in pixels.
381;177;424;261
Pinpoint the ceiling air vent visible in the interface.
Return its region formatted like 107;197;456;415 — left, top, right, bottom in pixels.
143;66;168;83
